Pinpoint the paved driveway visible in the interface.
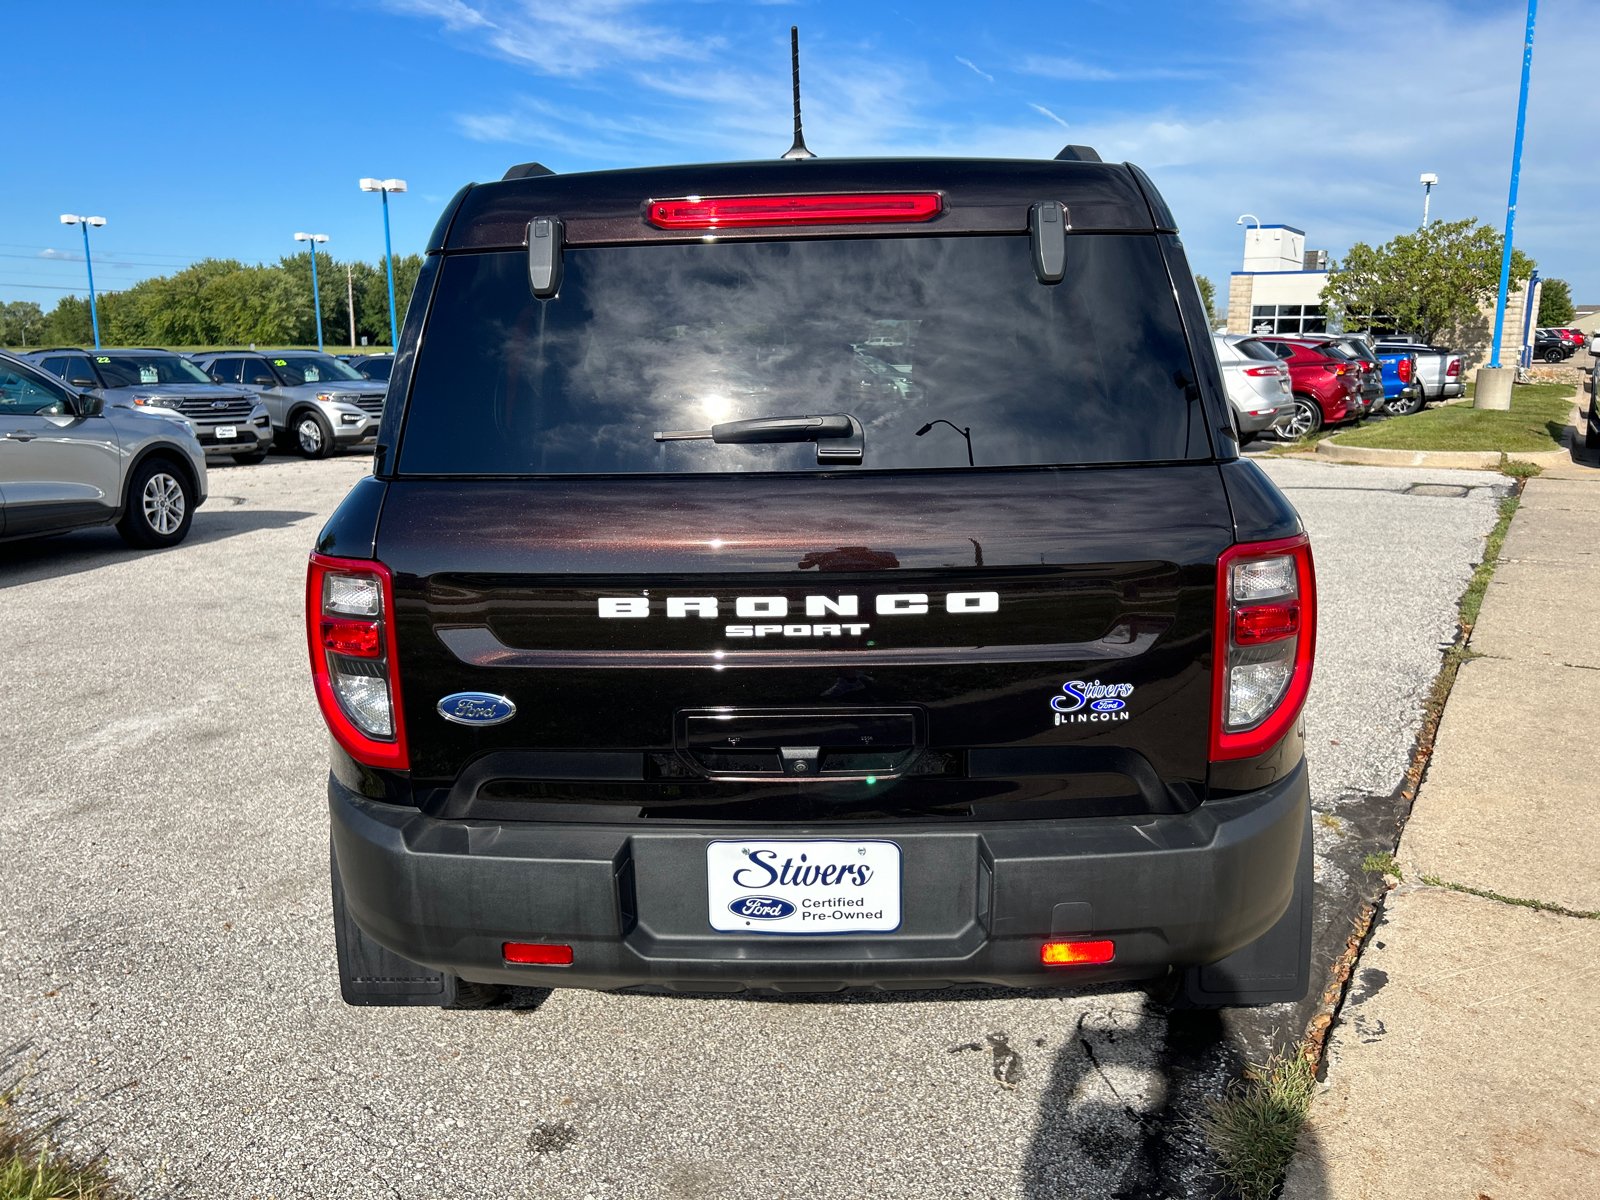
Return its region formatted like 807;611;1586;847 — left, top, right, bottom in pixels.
0;457;1505;1199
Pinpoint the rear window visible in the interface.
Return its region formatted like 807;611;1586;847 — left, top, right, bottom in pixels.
1233;338;1279;362
399;234;1205;475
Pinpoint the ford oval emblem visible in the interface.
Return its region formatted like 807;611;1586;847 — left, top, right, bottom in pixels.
437;692;516;726
728;895;796;921
1090;698;1126;712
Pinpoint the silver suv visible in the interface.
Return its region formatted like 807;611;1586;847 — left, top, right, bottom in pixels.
27;348;272;465
191;351;385;459
0;351;208;547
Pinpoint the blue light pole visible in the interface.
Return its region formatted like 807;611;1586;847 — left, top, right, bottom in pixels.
294;232;329;352
59;214;106;349
1489;0;1538;369
359;178;407;348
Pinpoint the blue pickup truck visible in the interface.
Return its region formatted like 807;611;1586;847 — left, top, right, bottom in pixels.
1377;347;1423;415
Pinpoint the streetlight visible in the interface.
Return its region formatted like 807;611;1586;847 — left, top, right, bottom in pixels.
1420;173;1438;226
59;214;106;350
294;232;329;352
359;178;406;349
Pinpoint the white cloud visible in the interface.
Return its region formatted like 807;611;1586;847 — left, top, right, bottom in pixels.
956;57;993;83
381;0;491;31
1029;103;1069;129
37;248;82;261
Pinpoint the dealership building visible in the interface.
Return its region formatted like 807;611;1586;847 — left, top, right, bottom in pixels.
1225;224;1330;336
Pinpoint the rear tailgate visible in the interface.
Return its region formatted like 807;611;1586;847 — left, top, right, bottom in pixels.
378;466;1231;820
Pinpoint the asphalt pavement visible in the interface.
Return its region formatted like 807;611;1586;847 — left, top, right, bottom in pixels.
0;454;1506;1199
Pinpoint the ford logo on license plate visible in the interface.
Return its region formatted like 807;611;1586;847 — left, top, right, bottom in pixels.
728;895;796;920
437;692;516;726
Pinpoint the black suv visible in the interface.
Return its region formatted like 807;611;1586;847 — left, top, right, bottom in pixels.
313;150;1316;1008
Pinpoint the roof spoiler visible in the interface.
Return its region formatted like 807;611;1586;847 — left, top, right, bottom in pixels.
502;162;555;181
1053;145;1102;162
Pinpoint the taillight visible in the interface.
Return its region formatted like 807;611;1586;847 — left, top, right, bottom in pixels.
1211;535;1316;761
1243;366;1284;377
647;193;943;229
306;553;408;768
1397;357;1413;383
1446;359;1461;377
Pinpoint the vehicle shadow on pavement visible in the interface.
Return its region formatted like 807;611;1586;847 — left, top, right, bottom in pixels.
0;505;316;588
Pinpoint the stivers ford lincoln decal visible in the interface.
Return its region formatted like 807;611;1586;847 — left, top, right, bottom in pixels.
597;592;998;640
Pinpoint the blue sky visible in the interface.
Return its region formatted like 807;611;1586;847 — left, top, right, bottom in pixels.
5;0;1595;310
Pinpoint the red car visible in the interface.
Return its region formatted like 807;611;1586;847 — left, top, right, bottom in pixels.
1256;337;1367;438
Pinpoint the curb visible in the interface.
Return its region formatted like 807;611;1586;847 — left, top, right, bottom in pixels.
1314;435;1576;470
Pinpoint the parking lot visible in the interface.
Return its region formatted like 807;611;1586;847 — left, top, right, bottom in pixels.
0;453;1507;1199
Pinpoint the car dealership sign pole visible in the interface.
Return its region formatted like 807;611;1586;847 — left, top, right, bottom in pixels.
1478;0;1537;409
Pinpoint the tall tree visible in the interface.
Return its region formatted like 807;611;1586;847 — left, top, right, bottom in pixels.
1195;275;1218;328
0;301;47;348
1321;218;1534;344
1536;277;1574;327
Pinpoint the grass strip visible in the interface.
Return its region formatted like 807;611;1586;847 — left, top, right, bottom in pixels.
1198;1050;1318;1200
0;1082;125;1200
1417;875;1600;920
1459;494;1520;631
1334;384;1574;453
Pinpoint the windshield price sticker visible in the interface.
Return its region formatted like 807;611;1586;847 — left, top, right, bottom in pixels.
706;839;901;934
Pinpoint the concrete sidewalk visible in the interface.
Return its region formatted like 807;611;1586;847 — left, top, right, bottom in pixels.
1284;468;1600;1198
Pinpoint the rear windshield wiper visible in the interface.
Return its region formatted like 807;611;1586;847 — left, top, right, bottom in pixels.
654;413;863;465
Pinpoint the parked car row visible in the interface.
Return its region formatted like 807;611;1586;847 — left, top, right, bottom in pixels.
1533;328;1587;363
1213;332;1395;440
23;347;388;460
0;349;208;548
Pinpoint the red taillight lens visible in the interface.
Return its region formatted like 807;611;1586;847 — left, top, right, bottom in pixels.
321;617;382;658
1243;366;1283;377
1234;603;1300;644
1042;940;1115;966
503;942;574;965
1397;357;1413;382
1446;359;1460;377
1211;536;1316;762
306;553;408;769
647;192;943;230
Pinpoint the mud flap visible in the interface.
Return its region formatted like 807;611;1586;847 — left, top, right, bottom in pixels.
331;840;455;1007
1181;800;1313;1007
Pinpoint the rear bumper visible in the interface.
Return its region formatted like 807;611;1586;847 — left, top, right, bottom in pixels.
330;760;1310;992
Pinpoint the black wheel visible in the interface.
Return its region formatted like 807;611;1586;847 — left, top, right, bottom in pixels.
231;451;268;465
1280;395;1323;439
1386;390;1423;417
117;457;194;549
293;409;334;459
1544;348;1564;363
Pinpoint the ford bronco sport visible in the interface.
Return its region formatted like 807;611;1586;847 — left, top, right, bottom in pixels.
313;148;1316;1009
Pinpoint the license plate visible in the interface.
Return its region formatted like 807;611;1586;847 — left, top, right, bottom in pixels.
706;839;901;933
215;425;236;439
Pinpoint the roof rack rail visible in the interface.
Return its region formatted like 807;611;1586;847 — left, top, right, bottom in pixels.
503;162;555;181
1053;145;1102;163
25;347;87;354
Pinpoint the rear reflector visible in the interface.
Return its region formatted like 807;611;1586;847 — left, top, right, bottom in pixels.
503;942;574;965
648;193;942;230
1042;940;1115;966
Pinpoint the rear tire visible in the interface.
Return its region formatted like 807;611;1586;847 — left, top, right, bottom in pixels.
1280;395;1323;440
116;458;194;549
1544;348;1564;363
1386;390;1423;417
293;410;334;459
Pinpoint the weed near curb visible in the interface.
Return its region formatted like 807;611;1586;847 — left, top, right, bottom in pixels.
1417;875;1600;920
1198;1050;1318;1200
0;1063;127;1200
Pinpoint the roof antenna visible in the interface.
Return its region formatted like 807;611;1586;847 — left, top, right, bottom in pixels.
782;26;815;160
